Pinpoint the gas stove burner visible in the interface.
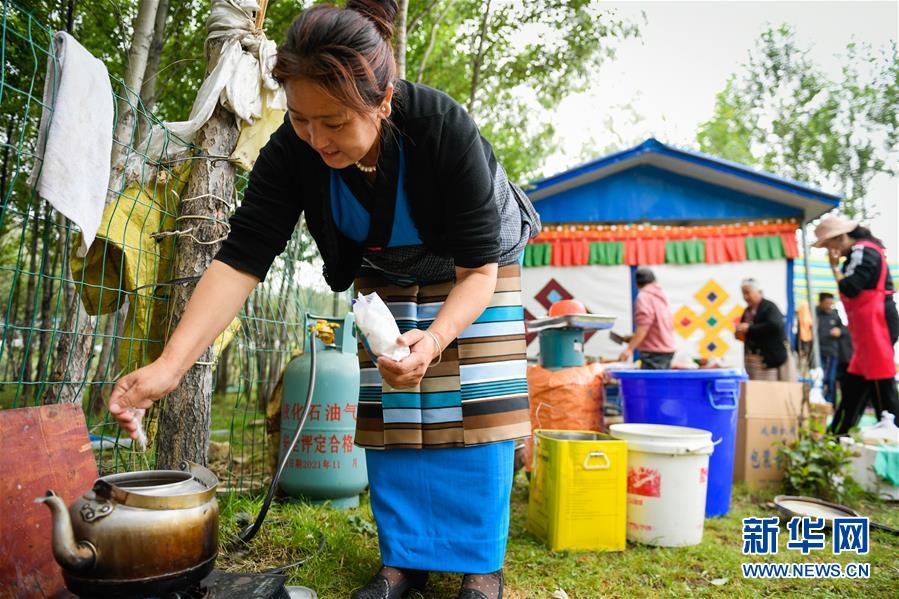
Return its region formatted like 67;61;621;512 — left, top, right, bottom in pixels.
189;571;292;599
66;569;297;599
162;584;210;599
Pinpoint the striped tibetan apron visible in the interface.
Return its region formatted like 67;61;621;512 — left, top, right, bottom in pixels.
355;264;530;573
354;264;530;449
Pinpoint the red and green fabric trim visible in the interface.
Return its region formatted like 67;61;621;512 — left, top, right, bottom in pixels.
523;223;800;267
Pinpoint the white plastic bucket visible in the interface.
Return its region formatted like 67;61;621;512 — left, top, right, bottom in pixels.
840;437;899;500
610;423;716;547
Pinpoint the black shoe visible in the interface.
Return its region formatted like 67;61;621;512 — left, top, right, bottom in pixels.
351;568;428;599
457;570;503;599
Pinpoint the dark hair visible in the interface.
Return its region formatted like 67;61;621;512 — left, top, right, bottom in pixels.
272;1;398;116
848;225;885;248
818;292;834;302
635;267;656;288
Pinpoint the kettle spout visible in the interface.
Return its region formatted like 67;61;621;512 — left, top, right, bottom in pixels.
35;490;96;572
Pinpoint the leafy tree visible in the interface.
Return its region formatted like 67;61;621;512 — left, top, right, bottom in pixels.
16;1;639;183
697;25;899;219
407;0;640;182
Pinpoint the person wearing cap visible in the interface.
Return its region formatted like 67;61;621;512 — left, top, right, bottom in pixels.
814;215;899;435
736;279;791;380
618;268;677;369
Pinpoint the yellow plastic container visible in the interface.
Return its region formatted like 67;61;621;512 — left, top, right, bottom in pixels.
527;429;627;551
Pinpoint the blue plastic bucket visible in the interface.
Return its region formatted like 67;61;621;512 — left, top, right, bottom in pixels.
611;369;747;517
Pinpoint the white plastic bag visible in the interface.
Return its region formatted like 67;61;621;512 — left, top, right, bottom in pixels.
353;292;410;361
859;411;899;445
131;408;148;451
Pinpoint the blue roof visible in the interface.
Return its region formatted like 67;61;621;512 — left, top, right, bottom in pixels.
527;138;842;223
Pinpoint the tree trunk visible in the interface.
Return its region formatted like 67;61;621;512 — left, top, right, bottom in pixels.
155;33;239;469
123;0;161;108
257;254;298;409
44;272;96;406
2;281;21;381
111;0;161;181
215;343;231;394
251;298;265;410
64;0;75;32
255;326;270;412
140;0;171;116
0;118;14;200
60;215;73;316
87;307;122;415
35;205;62;396
395;0;409;80
467;0;492;116
416;0;452;83
0;117;16;381
17;207;41;399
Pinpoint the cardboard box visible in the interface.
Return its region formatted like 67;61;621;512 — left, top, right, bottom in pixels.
733;381;804;489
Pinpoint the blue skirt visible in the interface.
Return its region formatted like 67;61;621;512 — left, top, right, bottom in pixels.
366;441;514;573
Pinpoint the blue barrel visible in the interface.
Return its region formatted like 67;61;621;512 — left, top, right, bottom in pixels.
612;369;747;517
279;313;367;508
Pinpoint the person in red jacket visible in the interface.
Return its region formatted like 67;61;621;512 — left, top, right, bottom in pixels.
814;215;899;435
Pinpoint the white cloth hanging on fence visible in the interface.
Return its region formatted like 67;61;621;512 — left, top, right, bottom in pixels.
134;0;286;168
29;31;114;257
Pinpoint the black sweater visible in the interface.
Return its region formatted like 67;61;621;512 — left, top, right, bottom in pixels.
741;298;788;369
215;81;505;291
816;306;844;359
839;243;899;344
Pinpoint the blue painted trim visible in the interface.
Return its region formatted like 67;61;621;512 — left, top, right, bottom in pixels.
528;138;842;207
630;265;639;362
786;259;796;349
532;165;803;222
653;144;840;205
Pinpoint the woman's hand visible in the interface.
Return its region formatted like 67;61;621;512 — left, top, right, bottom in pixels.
829;249;841;269
376;329;442;389
108;357;183;439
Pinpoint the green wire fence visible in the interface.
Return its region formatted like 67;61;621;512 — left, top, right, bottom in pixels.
0;1;347;492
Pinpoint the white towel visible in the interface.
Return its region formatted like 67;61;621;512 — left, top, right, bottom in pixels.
29;31;114;257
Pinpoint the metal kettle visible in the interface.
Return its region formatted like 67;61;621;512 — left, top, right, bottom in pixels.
37;461;219;598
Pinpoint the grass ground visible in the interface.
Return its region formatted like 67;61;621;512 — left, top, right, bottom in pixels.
217;474;899;598
3;386;894;596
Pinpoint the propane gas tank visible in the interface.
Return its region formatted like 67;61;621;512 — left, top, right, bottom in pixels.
279;313;367;508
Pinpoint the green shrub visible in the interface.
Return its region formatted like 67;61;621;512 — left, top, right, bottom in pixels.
778;426;861;504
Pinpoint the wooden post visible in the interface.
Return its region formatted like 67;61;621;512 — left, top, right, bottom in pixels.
255;0;269;29
154;38;239;469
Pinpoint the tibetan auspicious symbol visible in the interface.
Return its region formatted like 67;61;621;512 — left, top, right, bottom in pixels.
674;279;743;358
